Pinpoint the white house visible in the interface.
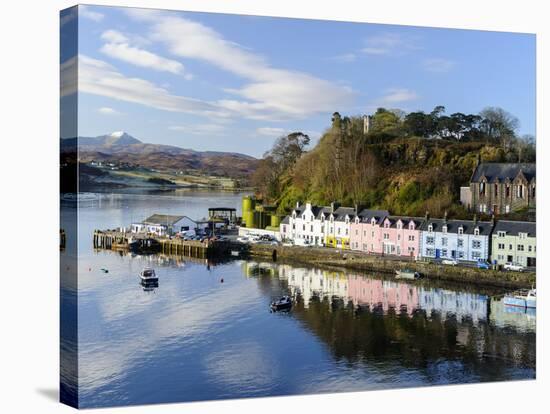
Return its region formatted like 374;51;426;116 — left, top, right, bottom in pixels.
419;215;494;262
131;214;197;236
279;202;333;246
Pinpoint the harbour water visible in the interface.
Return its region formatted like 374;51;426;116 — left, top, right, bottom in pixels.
61;190;535;408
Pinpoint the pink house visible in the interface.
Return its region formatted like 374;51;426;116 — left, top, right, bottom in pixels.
350;212;422;258
350;209;388;254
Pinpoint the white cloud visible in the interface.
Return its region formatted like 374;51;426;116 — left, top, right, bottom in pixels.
61;55;219;116
330;53;357;63
100;29;189;76
79;5;104;22
97;107;121;116
422;58;456;73
362;33;417;56
126;10;354;121
168;124;225;135
379;88;418;104
255;127;286;137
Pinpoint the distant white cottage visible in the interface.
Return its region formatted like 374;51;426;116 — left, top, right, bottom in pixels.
131;214;197;236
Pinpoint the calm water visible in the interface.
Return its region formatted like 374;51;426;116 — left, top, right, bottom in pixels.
61;190;536;408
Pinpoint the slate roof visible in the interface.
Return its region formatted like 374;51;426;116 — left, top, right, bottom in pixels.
281;216;290;225
385;216;424;228
493;220;536;237
143;214;186;225
419;219;493;236
356;209;390;223
333;207;357;221
471;163;536;183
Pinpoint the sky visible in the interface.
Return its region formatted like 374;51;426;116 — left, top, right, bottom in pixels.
60;5;536;157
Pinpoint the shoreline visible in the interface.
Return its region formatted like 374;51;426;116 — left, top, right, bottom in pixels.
248;244;535;290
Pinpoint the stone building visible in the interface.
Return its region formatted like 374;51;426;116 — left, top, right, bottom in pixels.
461;162;536;215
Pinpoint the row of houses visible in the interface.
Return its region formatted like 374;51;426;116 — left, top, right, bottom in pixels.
280;202;536;267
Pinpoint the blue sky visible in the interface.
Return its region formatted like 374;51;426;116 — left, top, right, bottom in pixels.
61;5;535;157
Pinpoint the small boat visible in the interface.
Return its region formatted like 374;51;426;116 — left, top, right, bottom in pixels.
503;289;536;309
395;269;421;280
100;268;109;273
270;295;292;311
139;267;158;283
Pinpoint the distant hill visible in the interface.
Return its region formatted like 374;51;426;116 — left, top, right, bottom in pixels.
61;131;258;179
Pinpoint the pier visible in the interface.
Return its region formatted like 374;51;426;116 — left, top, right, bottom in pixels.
93;230;239;259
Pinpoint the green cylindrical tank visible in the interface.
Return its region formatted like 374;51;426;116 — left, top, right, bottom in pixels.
242;196;255;213
270;215;281;227
243;211;255;228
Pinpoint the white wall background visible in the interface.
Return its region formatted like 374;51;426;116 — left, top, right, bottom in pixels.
0;1;547;413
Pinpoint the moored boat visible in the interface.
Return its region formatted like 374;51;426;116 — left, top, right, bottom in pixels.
503;289;536;309
140;267;158;283
395;269;421;280
270;295;292;311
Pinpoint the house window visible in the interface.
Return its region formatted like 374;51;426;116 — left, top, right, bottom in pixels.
458;227;463;235
442;237;448;246
480;182;485;195
506;185;510;197
408;235;415;241
330;227;333;233
355;229;358;236
371;231;374;237
441;249;448;257
498;243;505;249
498;231;506;237
458;251;465;259
442;225;447;233
292;224;296;230
517;185;524;198
345;228;348;236
472;240;481;249
397;222;402;230
509;244;513;250
494;183;498;197
505;205;510;213
426;248;435;256
474;228;480;236
518;245;524;251
457;239;464;248
532;185;536;198
337;228;340;235
397;234;401;241
528;245;532;252
472;251;481;260
383;233;389;240
303;224;306;231
428;225;433;232
310;225;313;232
282;225;286;233
518;232;527;239
426;236;435;245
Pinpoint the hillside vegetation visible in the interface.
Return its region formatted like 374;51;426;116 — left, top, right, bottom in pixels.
252;106;535;218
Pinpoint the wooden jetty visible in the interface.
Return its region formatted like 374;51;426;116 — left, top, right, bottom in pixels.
93;230;235;259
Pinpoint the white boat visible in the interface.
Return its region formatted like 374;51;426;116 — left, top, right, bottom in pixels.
139;267;158;283
395;269;421;280
503;289;536;309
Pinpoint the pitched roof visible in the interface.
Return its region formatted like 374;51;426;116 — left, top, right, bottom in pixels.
385;216;424;228
142;214;186;225
281;216;290;225
493;220;536;237
356;209;389;223
419;219;493;236
471;163;536;183
333;207;356;221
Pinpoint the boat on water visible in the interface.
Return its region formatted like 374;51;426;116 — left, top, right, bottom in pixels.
503;289;536;309
270;295;292;311
395;269;421;280
139;267;158;283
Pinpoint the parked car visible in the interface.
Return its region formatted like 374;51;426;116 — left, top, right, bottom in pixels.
476;260;490;270
504;262;525;272
441;258;458;266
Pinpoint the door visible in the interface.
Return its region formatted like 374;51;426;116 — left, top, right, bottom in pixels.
527;257;536;267
507;255;513;262
435;249;441;259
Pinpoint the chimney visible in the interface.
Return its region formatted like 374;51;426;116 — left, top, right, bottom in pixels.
296;201;300;209
354;204;358;214
491;213;495;226
331;202;335;213
443;211;448;223
424;211;430;221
